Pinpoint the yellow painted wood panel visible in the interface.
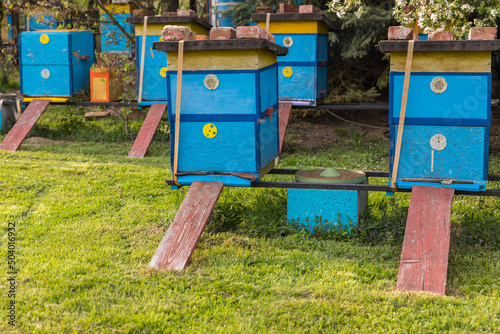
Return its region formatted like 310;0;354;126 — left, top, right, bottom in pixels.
390;51;492;73
101;3;138;14
134;23;209;36
167;49;277;71
92;77;108;101
258;21;328;34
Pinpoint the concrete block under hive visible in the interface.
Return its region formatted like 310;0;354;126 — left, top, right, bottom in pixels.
127;15;212;106
153;39;288;186
379;39;500;191
251;12;335;106
20;31;95;102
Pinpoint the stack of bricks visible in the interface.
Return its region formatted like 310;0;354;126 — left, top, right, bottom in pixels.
388;26;498;41
161;26;277;43
161;25;197;41
280;3;320;13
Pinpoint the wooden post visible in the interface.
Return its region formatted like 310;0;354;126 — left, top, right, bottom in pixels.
391;40;414;188
138;16;148;104
173;40;184;185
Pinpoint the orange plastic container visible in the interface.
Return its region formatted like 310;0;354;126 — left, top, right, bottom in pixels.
90;68;123;102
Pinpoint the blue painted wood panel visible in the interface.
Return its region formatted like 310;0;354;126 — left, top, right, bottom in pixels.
168;71;259;119
171;121;258;173
389;125;489;189
20;31;94;66
318;34;328;63
101;13;133;53
20;32;71;65
21;65;72;96
69;31;95;66
176;174;251;187
259;113;279;169
27;14;60;30
138;66;168;101
274;34;328;63
316;65;327;98
278;65;317;102
136;35;167;68
390;72;491;126
259;66;278;113
287;189;361;233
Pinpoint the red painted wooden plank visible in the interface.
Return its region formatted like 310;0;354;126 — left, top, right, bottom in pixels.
149;181;224;270
0;99;51;152
128;103;167;158
275;102;292;164
397;185;455;295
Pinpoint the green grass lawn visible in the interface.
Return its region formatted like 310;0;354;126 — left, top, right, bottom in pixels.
1;107;499;333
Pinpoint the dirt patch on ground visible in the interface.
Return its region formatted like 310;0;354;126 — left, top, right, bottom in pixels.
284;110;390;152
23;137;68;146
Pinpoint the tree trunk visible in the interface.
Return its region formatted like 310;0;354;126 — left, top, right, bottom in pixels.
164;0;179;13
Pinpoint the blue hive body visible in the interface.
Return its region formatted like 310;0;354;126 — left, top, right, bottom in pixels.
127;16;212;106
100;13;134;53
153;39;287;187
379;39;500;192
252;13;335;106
20;31;95;99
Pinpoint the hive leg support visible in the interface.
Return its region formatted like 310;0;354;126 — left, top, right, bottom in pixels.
0;99;51;152
397;185;455;295
275;102;293;164
149;181;224;271
128;103;167;158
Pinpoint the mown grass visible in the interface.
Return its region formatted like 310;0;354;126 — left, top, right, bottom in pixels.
0;107;499;333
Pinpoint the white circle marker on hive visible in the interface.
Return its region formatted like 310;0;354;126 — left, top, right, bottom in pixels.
430;77;447;94
41;69;50;79
430;134;447;151
204;74;219;90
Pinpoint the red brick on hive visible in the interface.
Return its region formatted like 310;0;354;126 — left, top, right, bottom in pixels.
299;5;320;13
210;27;236;40
388;26;414;40
468;27;497;40
428;31;455;41
161;25;195;41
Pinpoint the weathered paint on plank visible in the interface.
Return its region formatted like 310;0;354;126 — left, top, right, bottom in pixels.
149;181;224;270
0;99;51;152
128;103;167;158
167;49;277;71
397;185;455;295
257;20;328;34
390;51;491;73
275;102;292;164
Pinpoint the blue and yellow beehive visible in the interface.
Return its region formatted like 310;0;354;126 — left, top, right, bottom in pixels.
127;16;212;106
20;30;95;102
153;39;288;186
100;3;137;53
379;39;500;191
251;12;335;106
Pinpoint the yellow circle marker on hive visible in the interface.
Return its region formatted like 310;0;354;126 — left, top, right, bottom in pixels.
203;124;217;138
282;67;293;78
40;34;50;44
160;67;168;77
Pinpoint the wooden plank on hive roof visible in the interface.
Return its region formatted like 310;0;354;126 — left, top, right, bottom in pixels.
397;185;455;295
149;181;224;271
128;103;167;158
0;99;51;152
